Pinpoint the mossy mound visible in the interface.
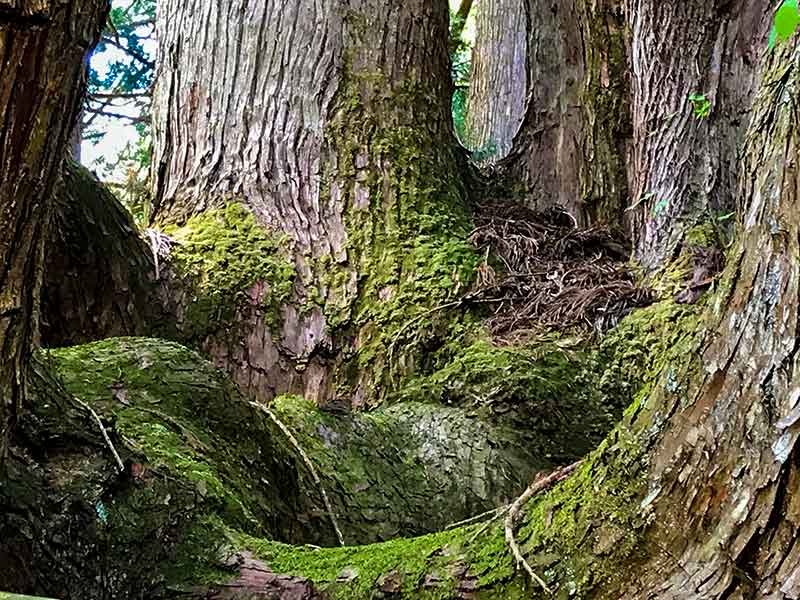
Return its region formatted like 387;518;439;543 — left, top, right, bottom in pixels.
0;339;305;597
273;395;546;544
164;203;296;337
1;336;562;597
227;300;705;599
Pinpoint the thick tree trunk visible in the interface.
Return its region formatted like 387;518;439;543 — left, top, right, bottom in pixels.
501;0;630;227
625;0;773;269
613;37;800;597
0;0;107;459
152;0;472;407
200;34;800;600
463;0;527;160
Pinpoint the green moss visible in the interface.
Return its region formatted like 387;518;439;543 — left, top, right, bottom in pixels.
395;336;585;407
42;337;306;591
594;299;700;409
270;394;545;544
8;293;703;596
166;203;295;332
317;54;481;404
237;527;467;600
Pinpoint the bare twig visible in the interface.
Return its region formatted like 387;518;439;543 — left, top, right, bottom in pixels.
445;504;507;531
101;35;155;68
248;401;345;547
467;504;512;544
84;107;148;124
73;397;125;473
504;460;583;593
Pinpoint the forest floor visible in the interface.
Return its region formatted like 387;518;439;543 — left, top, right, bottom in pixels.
467;198;653;341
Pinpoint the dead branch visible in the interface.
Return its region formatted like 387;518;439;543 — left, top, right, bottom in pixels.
504;460;583;593
248;401;345;547
73;396;125;473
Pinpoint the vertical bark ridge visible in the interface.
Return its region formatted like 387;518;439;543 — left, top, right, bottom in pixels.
464;0;527;159
616;39;800;597
0;0;107;459
152;0;469;406
625;0;773;269
501;0;630;228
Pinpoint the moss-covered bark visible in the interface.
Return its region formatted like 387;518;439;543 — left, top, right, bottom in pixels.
0;0;108;459
147;0;487;408
0;293;696;597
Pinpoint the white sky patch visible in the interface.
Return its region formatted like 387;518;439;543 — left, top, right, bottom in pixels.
81;0;155;180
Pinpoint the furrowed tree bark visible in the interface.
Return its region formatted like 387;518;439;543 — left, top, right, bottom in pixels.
625;0;773;269
41;160;163;346
500;0;630;227
463;0;527;159
0;0;108;460
593;36;800;597
200;33;800;600
152;0;470;407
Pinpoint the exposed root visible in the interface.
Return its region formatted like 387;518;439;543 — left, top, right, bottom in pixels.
504;460;583;593
469;199;653;337
249;400;346;547
73;396;125;473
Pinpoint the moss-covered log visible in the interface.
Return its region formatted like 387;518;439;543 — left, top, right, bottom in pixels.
0;291;695;597
0;330;617;595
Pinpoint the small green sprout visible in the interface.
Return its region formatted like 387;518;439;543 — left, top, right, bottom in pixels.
688;93;712;119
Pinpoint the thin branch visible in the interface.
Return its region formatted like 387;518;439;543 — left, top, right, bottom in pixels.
84;107;148;124
101;35;155;69
446;504;508;531
90;91;152;100
450;0;474;50
125;17;155;29
504;460;583;594
73;396;125;473
248;401;346;547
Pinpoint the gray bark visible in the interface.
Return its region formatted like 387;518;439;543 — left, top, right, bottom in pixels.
502;0;630;227
464;0;527;160
151;0;464;407
625;0;773;269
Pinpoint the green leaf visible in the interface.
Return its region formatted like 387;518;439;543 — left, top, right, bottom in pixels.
773;1;800;46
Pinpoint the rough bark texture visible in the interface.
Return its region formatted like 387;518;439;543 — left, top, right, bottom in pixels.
0;337;561;595
625;0;773;269
151;0;472;407
0;0;107;457
501;0;630;228
198;38;800;600
41;160;163;346
613;38;800;598
463;0;527;160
